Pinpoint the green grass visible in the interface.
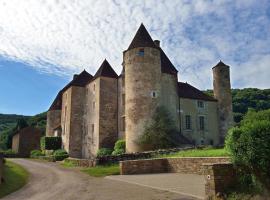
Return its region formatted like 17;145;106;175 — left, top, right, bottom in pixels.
0;160;29;198
61;160;77;168
81;164;120;177
156;147;230;158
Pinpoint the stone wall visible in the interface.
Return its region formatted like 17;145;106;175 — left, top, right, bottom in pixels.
124;47;161;153
212;64;233;144
120;157;230;175
203;163;237;199
0;153;3;184
46;110;61;136
65;157;96;167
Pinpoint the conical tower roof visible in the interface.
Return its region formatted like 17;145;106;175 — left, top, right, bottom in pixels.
127;23;157;50
93;59;118;79
213;60;229;68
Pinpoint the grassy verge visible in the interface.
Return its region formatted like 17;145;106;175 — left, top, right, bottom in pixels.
61;160;77;168
81;164;120;177
0;160;29;198
156;147;230;158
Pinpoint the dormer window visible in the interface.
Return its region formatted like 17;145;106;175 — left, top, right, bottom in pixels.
138;48;144;56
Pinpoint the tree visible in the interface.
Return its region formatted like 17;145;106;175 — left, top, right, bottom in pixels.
226;109;270;192
137;106;180;150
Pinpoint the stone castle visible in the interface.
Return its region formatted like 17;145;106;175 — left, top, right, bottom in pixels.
46;24;233;158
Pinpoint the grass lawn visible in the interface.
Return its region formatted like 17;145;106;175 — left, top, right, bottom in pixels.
81;164;120;177
156;147;230;158
0;160;29;198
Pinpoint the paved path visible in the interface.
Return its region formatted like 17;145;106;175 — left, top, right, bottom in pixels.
106;174;205;199
3;159;199;200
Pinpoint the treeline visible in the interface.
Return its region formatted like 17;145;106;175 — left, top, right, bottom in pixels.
205;88;270;123
0;112;47;150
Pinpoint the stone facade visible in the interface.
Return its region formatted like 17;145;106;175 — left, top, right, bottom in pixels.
203;163;237;200
120;157;230;175
12;127;42;157
46;24;233;158
213;62;234;143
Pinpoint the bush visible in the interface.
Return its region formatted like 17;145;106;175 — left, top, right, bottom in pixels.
137;106;180;150
30;150;44;157
111;139;125;155
97;148;113;157
112;149;125;156
226;109;270;192
40;136;62;150
53;149;68;156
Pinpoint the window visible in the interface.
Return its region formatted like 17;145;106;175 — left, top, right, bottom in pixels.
138;48;144;56
185;115;191;130
199;116;205;130
197;101;204;108
150;91;157;98
91;124;94;133
121;117;125;131
93;83;95;91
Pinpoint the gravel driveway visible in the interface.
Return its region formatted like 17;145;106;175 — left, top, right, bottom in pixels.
2;159;198;200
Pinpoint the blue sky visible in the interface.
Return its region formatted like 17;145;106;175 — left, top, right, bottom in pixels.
0;0;269;115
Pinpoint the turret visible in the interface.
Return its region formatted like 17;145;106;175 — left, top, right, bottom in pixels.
212;61;233;144
124;24;162;152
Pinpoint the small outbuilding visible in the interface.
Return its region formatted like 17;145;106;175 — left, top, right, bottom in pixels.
12;127;42;157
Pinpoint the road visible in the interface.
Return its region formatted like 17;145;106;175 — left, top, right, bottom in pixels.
2;159;198;200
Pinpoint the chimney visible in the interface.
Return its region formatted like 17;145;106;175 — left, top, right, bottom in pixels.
73;74;79;80
154;40;160;47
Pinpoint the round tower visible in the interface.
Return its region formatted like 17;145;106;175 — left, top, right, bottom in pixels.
212;61;233;144
124;24;161;152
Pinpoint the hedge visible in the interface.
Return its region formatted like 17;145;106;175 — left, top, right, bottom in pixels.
40;136;62;150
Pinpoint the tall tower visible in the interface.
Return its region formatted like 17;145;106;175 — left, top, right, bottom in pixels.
212;61;233;144
124;24;161;152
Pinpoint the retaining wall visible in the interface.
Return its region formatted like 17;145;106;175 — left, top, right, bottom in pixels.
120;157;230;175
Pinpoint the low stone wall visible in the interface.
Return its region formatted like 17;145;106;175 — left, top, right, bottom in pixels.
65;158;96;167
203;163;237;199
120;157;230;175
0;153;4;184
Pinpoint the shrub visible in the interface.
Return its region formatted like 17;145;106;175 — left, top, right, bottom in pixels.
112;149;125;156
114;140;125;151
53;149;68;156
30;150;44;157
97;148;113;157
137;106;180;150
226;109;270;191
40;136;62;150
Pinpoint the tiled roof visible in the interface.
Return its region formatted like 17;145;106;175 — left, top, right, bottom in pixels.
93;59;118;79
212;60;229;69
159;47;178;74
48;70;93;111
127;23;157;50
178;82;217;102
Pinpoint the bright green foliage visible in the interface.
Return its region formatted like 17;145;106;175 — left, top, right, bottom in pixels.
0;161;29;198
156;147;229;158
81;164;120;177
30;150;44;157
53;149;68;161
137;106;180;150
226;109;270;190
40;136;62;150
112;139;125;155
97;148;113;157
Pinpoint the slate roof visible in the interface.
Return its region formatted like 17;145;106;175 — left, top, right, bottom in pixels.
93;59;118;80
159;47;178;74
48;70;93;111
127;23;157;50
178;82;217;102
212;60;229;69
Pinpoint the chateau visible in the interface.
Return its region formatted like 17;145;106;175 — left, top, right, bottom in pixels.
46;24;233;159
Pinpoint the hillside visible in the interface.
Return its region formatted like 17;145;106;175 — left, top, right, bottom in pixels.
0;112;47;150
205;88;270;122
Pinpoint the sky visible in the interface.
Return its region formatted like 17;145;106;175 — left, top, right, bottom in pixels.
0;0;269;115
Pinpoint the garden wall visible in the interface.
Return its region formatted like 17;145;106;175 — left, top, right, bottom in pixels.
0;153;3;184
120;157;230;175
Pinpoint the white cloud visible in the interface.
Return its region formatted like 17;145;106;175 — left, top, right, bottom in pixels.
0;0;269;89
